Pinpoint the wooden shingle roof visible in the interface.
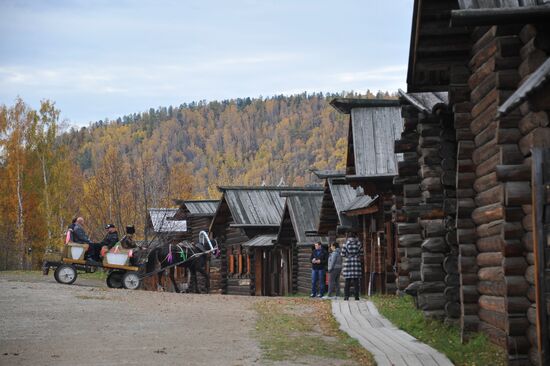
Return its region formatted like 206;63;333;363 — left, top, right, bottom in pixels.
343;194;377;214
347;105;403;178
147;208;187;233
499;58;550;116
451;3;550;26
175;199;219;217
279;191;327;245
218;186;322;227
398;89;449;114
317;176;362;234
242;234;277;247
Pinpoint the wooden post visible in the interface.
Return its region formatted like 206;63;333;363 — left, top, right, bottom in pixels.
532;148;550;365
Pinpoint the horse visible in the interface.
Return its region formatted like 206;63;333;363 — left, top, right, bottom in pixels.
145;234;218;293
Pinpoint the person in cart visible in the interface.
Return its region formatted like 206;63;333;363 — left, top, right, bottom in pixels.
104;225;141;265
72;217;101;265
100;224;119;250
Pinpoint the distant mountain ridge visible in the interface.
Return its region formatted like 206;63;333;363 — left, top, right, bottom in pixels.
62;91;396;198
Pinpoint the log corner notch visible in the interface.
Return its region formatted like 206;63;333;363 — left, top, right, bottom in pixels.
394;89;461;324
407;0;550;360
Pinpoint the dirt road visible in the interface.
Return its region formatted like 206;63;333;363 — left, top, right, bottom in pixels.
0;272;261;366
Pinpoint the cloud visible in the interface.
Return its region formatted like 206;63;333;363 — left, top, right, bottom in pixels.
0;52;300;98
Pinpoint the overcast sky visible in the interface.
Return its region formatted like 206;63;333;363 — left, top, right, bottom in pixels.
0;0;413;126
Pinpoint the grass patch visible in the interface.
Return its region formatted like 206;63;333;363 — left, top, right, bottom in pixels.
255;298;374;365
371;294;507;366
1;269;107;281
0;270;42;276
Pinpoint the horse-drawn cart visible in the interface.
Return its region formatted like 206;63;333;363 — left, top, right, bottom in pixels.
42;230;219;291
42;241;143;289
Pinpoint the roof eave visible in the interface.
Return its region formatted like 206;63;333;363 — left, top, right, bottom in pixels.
451;5;550;27
229;224;280;228
330;98;400;114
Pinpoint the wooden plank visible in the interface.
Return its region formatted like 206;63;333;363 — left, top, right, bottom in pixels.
532;148;550;365
62;258;86;265
341;302;411;355
402;354;425;366
415;353;440;366
332;300;453;366
332;305;386;356
102;263;139;271
333;302;395;356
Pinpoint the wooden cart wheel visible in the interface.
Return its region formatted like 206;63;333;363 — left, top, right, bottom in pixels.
122;272;140;290
54;264;77;285
106;271;124;288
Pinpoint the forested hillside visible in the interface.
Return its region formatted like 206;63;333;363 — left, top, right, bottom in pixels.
0;91;395;269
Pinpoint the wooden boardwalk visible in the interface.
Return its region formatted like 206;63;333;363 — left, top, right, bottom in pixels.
331;299;454;366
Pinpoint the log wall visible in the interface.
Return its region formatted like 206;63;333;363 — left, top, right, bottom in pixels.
297;245;312;295
223;226;250;295
395;98;459;322
394;105;422;293
466;24;540;365
515;24;550;366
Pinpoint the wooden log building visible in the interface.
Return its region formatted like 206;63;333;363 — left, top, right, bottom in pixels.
313;170;365;291
315;170;362;238
173;199;221;293
276;190;327;295
209;186;320;296
330;98;403;295
144;208;188;291
393;90;462;322
403;1;550;364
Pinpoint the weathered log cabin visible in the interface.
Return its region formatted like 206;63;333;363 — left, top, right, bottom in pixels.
330;98;403;295
146;208;188;242
497;59;550;366
315;170;362;238
276;190;327;295
173;199;221;293
313;170;366;291
393;90;461;323
340;194;388;294
209;186;318;296
144;208;188;291
404;1;550;364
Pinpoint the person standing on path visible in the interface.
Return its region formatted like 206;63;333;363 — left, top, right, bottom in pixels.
310;242;328;298
342;232;362;301
324;242;343;299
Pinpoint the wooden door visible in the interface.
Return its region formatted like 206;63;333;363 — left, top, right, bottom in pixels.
280;248;289;296
262;249;270;296
270;249;281;296
532;148;550;365
255;248;262;296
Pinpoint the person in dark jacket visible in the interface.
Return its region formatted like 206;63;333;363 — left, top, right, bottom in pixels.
310;241;328;298
342;232;362;301
99;224;119;250
73;217;100;264
325;242;343;299
73;217;92;244
65;217;77;244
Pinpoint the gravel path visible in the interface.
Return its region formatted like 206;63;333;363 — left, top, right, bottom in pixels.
0;272;261;366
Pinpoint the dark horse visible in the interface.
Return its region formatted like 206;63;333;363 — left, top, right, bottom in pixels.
145;241;211;293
